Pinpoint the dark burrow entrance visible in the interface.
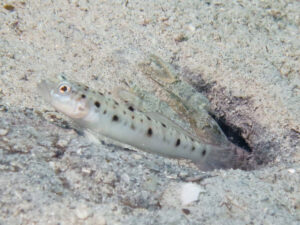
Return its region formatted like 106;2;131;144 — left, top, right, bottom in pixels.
210;113;252;153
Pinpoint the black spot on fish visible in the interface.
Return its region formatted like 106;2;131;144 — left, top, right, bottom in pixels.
161;123;166;128
98;91;103;96
147;128;153;137
112;115;119;122
140;119;143;123
123;110;126;115
84;86;89;91
94;101;100;108
114;100;119;105
131;115;135;119
128;106;134;112
130;124;135;130
146;116;151;121
103;110;107;114
175;138;180;147
202;149;206;156
191;146;195;151
81;94;86;99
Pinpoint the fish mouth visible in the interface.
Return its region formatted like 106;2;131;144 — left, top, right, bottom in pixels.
37;79;56;103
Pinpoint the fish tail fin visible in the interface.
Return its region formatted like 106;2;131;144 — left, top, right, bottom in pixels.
197;144;255;171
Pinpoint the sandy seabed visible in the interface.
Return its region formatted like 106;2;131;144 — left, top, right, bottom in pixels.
0;1;299;224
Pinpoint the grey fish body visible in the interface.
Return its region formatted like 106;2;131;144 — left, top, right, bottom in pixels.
38;76;248;171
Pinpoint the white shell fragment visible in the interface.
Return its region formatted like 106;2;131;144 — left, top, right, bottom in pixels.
287;168;296;174
180;183;205;206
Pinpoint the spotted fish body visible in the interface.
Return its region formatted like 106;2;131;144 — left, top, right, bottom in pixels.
39;76;248;171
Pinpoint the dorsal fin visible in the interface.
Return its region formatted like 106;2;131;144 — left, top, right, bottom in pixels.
112;87;145;112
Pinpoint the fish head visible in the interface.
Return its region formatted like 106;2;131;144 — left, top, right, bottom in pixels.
38;77;90;119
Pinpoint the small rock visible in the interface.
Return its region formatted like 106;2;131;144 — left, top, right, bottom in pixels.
143;175;158;192
0;128;9;136
75;204;92;219
175;33;188;42
187;24;196;32
3;4;15;11
56;138;70;148
182;208;191;215
121;173;130;184
82;167;92;175
132;153;143;160
287;168;296;174
180;183;205;206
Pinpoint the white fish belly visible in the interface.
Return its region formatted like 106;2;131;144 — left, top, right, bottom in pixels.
90;114;205;162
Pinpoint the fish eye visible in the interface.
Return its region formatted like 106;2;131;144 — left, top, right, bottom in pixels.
58;83;71;93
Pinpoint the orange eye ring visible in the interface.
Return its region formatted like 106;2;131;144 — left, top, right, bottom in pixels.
59;84;71;93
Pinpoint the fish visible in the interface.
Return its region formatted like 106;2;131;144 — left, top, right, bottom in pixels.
38;75;250;171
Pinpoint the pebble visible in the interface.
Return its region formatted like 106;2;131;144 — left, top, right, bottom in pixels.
187;23;196;32
132;153;143;160
0;128;8;136
75;204;92;219
121;173;130;184
143;175;158;192
180;183;205;206
56;138;70;148
82;167;92;175
287;168;296;174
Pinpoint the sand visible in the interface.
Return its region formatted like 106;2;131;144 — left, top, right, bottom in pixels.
0;0;299;224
